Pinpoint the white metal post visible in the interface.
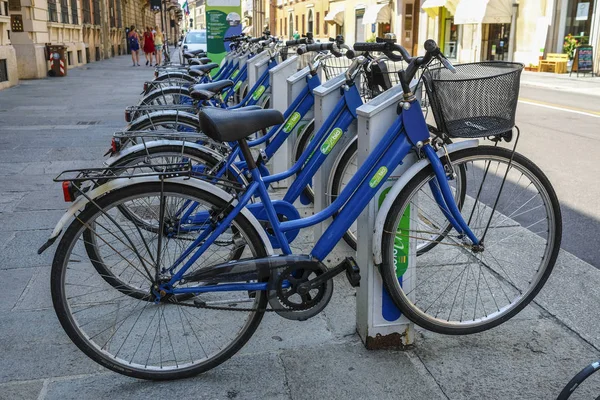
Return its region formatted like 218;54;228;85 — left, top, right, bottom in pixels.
312;73;357;240
267;55;299;188
355;84;416;350
247;52;270;89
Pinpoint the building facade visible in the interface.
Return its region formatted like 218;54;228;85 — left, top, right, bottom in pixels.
0;0;178;90
419;0;599;73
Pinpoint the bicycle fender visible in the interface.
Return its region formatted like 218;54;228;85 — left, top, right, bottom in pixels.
39;176;274;256
105;140;224;166
371;139;478;265
128;110;198;128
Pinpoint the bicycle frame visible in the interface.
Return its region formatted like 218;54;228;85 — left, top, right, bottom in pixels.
164;96;481;295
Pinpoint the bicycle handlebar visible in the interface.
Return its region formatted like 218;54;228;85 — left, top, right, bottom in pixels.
286;38;308;46
297;42;342;57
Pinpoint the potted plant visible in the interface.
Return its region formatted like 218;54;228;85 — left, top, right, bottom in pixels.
563;34;578;71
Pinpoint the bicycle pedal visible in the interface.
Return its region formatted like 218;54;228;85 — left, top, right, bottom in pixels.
343;257;361;288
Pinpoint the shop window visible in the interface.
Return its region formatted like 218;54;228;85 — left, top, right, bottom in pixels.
77;50;82;63
95;46;100;61
118;44;121;54
443;18;458;59
0;59;7;83
564;0;595;44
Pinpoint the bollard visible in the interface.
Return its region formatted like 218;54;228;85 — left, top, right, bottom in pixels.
312;73;357;237
355;83;419;350
267;55;299;188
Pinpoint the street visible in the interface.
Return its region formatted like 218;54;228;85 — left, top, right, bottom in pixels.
0;56;599;399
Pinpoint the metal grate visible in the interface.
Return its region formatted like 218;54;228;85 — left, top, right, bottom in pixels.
0;59;8;83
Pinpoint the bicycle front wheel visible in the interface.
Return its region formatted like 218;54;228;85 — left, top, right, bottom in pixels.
381;146;562;334
52;182;269;380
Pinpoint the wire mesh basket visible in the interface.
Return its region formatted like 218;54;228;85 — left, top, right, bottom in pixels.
423;62;524;139
321;56;353;81
360;59;405;101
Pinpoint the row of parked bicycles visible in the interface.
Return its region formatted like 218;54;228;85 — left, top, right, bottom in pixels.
37;30;595;396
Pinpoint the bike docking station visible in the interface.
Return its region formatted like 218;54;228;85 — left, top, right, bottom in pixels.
355;83;421;349
313;73;358;243
267;54;300;188
247;51;271;107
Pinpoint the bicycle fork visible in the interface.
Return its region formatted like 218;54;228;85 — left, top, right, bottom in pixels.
422;144;480;247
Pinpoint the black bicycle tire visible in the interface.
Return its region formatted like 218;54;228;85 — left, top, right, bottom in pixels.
52;182;269;380
139;86;193;107
557;360;600;400
380;146;562;335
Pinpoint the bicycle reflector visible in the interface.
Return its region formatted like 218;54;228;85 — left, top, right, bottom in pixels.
111;137;122;153
143;82;149;93
124;109;131;122
62;181;76;202
154;70;158;78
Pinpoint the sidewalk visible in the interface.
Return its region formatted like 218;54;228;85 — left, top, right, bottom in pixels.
0;56;600;399
521;70;600;97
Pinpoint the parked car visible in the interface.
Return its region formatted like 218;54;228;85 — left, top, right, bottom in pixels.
179;30;207;61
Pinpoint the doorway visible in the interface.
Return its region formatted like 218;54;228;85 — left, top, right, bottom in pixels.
482;23;510;61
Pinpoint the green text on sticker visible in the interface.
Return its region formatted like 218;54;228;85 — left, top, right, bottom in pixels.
320;128;343;155
369;166;388;188
283;112;301;133
252;85;266;101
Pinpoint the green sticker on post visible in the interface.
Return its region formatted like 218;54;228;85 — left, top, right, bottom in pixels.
369;166;388;188
231;69;239;79
252;85;265;101
320;127;343;154
393;205;411;277
234;81;242;92
283;112;301;133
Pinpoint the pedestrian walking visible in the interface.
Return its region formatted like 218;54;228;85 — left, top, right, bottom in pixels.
128;26;141;66
154;30;164;66
142;27;155;66
293;30;300;40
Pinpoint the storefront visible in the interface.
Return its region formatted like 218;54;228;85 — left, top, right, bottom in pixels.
421;0;459;59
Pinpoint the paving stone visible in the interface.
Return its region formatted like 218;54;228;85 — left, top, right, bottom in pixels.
280;342;445;400
44;352;289;400
414;316;600;400
0;230;54;269
0;268;38;311
0;380;44;400
0;210;64;232
0;309;103;383
13;266;52;311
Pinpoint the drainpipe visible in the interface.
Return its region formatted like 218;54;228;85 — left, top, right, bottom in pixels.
507;0;519;62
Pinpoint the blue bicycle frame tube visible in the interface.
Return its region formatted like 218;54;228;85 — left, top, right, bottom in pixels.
223;64;248;102
230;58;277;109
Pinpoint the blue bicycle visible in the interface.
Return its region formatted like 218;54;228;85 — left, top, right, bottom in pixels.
46;38;562;380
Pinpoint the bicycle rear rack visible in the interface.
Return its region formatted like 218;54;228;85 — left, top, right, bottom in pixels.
125;104;197;122
55;162;192;183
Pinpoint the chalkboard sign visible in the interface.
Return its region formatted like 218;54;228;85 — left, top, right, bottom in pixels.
571;45;594;76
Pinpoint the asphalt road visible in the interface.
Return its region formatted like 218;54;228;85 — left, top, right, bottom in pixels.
513;85;600;268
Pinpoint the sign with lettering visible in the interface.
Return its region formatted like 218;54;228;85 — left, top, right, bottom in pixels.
571;45;594;75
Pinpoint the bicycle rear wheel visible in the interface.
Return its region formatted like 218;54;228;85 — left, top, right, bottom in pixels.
52;182;268;380
380;146;562;334
557;360;600;400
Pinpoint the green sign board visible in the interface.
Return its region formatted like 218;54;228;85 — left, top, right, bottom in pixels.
206;0;242;65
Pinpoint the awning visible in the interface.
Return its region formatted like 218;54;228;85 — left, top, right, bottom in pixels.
324;4;345;25
421;0;459;17
454;0;512;25
362;4;391;25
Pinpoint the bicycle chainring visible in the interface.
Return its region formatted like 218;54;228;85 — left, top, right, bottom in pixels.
269;263;333;321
